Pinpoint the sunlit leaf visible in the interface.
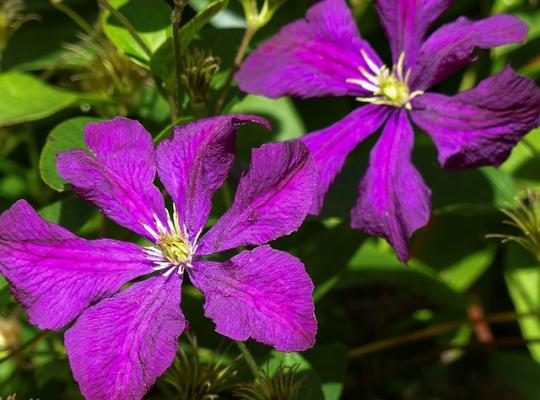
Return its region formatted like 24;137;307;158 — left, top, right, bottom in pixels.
0;72;78;127
505;245;540;363
102;0;172;66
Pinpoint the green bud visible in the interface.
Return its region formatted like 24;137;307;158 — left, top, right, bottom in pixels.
234;363;305;400
238;0;288;31
180;48;220;111
488;189;540;261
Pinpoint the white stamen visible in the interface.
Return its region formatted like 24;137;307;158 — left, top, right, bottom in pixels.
361;49;380;74
154;213;168;235
165;208;176;234
141;223;160;241
346;78;379;93
359;67;379;85
163;266;177;277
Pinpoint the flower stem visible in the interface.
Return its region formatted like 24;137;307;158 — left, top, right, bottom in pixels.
97;0;152;58
153;116;193;143
171;0;188;121
348;310;540;359
51;0;95;35
0;331;49;364
214;26;256;113
236;341;260;378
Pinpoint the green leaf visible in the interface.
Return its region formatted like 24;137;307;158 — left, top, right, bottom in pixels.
0;72;78;127
39;197;98;235
102;0;172;66
501;127;540;188
304;344;347;400
440;247;496;292
505;245;540;362
489;352;540;400
180;0;229;52
0;277;12;315
39;117;102;192
267;345;347;400
189;0;245;28
231;95;306;141
341;239;469;309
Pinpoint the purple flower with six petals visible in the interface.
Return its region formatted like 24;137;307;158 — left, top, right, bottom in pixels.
236;0;540;262
0;116;317;399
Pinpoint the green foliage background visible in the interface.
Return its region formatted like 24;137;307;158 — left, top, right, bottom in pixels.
1;0;540;398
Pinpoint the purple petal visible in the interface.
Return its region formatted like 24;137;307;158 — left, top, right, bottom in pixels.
411;67;540;169
351;111;431;263
189;245;316;352
301;104;390;214
236;0;382;99
65;274;185;400
413;15;528;90
156;115;270;238
57;117;166;241
197;141;316;255
0;200;152;330
373;0;451;68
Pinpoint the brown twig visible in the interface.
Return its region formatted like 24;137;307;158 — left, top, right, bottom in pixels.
348;310;540;359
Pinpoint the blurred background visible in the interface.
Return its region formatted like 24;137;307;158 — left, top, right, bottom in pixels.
1;0;540;398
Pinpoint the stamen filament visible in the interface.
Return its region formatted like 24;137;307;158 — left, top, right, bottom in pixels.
360;49;380;74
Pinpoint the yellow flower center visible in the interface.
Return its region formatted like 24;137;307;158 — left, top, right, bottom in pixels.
141;205;201;276
157;234;191;266
346;51;423;110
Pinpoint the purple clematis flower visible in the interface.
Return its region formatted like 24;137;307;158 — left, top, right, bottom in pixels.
236;0;540;262
0;116;318;400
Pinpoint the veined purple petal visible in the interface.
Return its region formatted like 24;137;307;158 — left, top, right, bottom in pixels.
413;15;528;90
236;0;382;99
411;67;540;169
373;0;451;69
301;105;390;214
189;245;316;352
197;141;316;255
0;200;152;330
57;117;166;241
351;111;431;263
156;115;270;238
65;274;185;400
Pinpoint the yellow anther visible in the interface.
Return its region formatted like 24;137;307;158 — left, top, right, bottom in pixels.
157;234;191;265
348;51;423;109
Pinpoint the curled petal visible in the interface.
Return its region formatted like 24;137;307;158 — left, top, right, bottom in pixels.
412;67;540;169
413;15;528;90
373;0;451;68
236;0;382;99
301;105;390;214
156;115;270;238
198;141;316;255
351;111;431;263
57;117;166;241
190;245;316;352
65;274;185;400
0;200;152;330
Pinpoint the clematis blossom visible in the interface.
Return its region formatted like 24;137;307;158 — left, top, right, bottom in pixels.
0;116;317;400
236;0;540;262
